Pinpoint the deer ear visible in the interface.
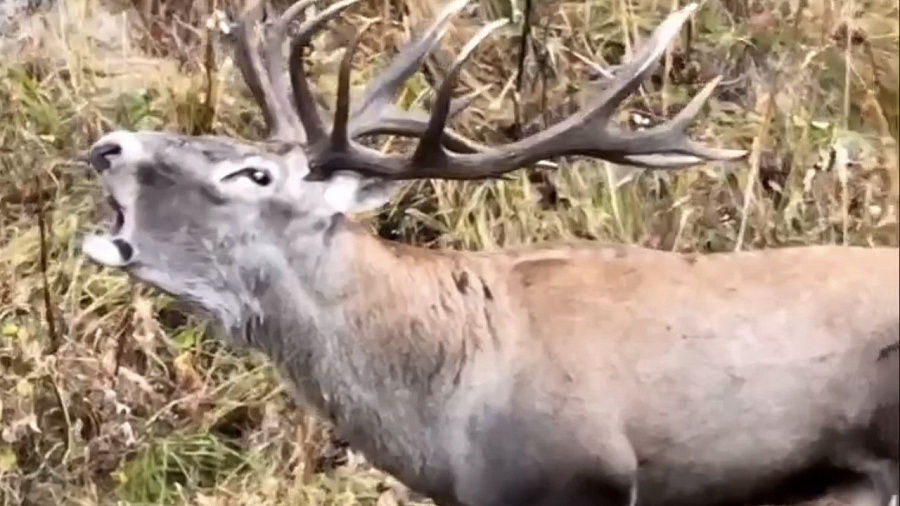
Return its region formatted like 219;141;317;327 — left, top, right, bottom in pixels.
322;172;402;215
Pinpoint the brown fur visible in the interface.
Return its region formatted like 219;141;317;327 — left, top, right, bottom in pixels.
336;219;899;505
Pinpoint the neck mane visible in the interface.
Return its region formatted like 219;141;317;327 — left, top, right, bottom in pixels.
231;216;505;489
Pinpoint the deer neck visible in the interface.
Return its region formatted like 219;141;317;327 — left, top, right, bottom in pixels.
230;214;497;481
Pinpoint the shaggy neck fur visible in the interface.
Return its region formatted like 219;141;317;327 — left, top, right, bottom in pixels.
221;215;503;492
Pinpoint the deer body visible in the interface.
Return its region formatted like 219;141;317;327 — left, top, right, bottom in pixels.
224;219;899;506
77;0;899;504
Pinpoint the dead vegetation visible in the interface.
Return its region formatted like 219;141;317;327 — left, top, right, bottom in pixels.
0;0;897;504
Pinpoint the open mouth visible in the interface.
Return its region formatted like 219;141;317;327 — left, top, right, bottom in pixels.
82;193;135;268
107;195;125;235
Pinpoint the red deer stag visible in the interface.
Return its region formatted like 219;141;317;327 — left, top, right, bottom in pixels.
78;0;899;504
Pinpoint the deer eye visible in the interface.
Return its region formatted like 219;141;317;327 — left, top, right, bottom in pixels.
224;167;273;186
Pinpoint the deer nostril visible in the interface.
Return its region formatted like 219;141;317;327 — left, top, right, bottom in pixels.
90;142;123;172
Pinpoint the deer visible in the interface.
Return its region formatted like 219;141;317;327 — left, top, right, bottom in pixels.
76;0;899;504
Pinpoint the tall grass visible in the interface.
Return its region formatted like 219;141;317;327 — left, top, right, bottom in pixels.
0;0;897;504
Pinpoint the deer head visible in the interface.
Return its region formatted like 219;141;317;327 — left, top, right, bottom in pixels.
81;0;746;334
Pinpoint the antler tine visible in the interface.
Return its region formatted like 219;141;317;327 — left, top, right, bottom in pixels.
584;4;700;123
301;0;562;181
287;0;366;146
349;101;491;154
332;23;375;150
348;0;467;127
233;0;495;155
422;2;746;175
232;0;301;141
411;19;509;166
258;0;318;141
306;2;741;182
621;75;743;168
523;2;746;169
297;0;499;174
340;0;490;153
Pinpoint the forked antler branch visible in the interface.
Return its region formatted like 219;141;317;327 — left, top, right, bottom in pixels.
232;0;747;179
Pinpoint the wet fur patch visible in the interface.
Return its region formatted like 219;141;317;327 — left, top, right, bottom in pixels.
877;341;899;361
453;271;470;294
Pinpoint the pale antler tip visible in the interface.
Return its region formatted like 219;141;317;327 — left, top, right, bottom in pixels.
241;0;265;18
725;149;749;160
440;0;473;20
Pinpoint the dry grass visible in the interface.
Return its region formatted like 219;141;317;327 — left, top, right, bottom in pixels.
0;0;897;504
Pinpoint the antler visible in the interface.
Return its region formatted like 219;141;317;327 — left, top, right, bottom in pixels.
233;0;746;179
231;0;304;141
231;0;491;154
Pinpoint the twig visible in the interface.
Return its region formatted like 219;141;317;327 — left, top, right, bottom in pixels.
113;287;139;381
514;0;533;95
538;17;550;129
35;174;59;354
839;2;853;246
735;78;778;250
511;0;533;140
199;0;222;134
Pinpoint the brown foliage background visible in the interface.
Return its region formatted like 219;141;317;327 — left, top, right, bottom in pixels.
0;0;897;504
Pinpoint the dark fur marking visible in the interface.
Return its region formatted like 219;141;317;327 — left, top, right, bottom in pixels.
197;184;228;206
323;214;343;247
407;318;450;390
155;158;187;178
453;271;470;294
137;162;177;189
199;145;244;163
453;338;468;387
877;341;899;361
266;200;304;224
264;140;300;155
426;341;448;394
243;314;263;346
731;464;867;506
483;305;501;350
480;277;494;301
199;150;226;163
